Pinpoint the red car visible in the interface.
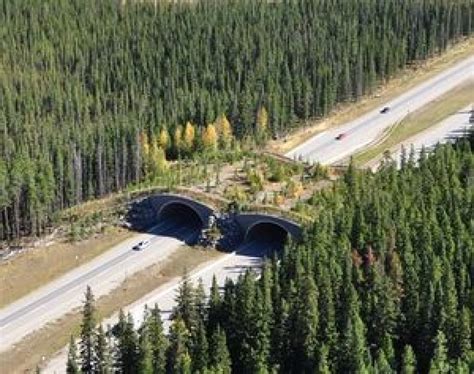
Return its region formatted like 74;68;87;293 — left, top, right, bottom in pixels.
335;133;347;140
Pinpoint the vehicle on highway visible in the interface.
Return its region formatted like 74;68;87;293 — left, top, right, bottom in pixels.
380;106;390;114
132;240;150;251
335;133;347;140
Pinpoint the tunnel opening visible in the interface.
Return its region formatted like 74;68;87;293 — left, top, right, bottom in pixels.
244;222;289;252
157;202;204;244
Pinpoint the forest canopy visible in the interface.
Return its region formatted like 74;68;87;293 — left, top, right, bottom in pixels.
70;136;474;373
1;0;474;240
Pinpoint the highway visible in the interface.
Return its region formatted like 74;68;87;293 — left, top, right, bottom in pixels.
369;106;473;169
44;239;276;373
0;220;198;353
286;55;474;165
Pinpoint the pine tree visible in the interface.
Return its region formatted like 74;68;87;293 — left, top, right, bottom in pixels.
138;321;153;374
317;345;331;374
190;319;208;373
115;310;139;374
375;350;394;373
287;274;319;372
454;307;471;360
208;325;231;374
66;336;80;374
148;304;168;374
194;278;207;321
401;345;417;374
80;286;96;374
167;318;191;374
173;272;198;333
341;310;369;373
207;275;222;333
430;331;450;373
95;324;111;374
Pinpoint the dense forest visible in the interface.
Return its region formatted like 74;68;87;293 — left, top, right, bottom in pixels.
67;136;474;373
1;0;474;241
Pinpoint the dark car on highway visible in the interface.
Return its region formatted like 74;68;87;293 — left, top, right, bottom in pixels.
335;133;347;140
132;240;150;251
380;106;390;114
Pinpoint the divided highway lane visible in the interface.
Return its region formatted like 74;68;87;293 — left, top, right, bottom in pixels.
370;106;473;169
0;221;197;353
286;55;474;165
44;239;277;373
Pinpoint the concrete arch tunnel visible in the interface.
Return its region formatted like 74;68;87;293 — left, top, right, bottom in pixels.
235;213;302;247
150;194;215;229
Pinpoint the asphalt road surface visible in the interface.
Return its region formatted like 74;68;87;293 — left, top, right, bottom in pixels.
44;239;278;373
286;55;474;165
370;106;473;169
0;221;198;353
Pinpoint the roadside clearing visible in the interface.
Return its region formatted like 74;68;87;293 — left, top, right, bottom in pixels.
353;80;474;166
0;246;221;374
267;37;474;155
0;227;132;308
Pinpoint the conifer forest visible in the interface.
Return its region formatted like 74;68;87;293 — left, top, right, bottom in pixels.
1;0;474;372
2;0;474;240
70;136;474;373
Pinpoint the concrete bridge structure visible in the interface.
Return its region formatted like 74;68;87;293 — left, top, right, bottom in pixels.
149;193;302;245
149;193;216;227
234;212;302;243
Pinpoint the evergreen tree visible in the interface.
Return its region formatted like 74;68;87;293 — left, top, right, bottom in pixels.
95;324;111;374
167;318;192;374
190;319;209;373
430;331;450;373
317;345;331;374
115;311;139;374
148;305;168;374
138;322;153;374
208;325;232;374
173;272;198;333
207;275;222;333
80;286;96;374
401;345;417;374
66;336;80;374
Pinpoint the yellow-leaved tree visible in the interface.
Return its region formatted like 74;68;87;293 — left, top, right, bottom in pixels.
202;123;218;151
139;131;150;175
183;121;196;151
148;137;168;177
256;106;268;140
139;131;150;158
151;145;168;176
159;127;170;150
215;114;233;149
174;125;183;153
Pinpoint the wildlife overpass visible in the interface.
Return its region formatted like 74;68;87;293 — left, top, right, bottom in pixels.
150;193;302;246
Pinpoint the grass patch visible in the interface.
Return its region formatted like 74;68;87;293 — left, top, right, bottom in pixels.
268;37;474;155
0;246;221;373
0;227;133;308
354;80;474;166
